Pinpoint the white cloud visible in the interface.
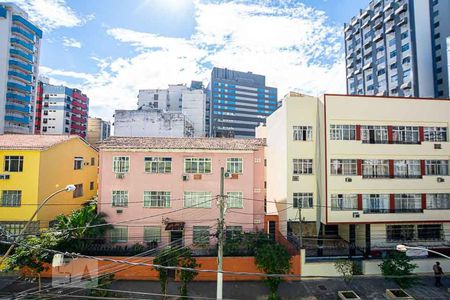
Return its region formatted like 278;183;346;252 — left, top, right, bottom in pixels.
62;37;82;49
11;0;93;31
42;0;346;121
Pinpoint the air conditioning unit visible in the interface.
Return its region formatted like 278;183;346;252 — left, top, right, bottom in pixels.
345;177;352;182
352;212;360;218
434;144;442;149
292;176;299;181
0;174;10;180
182;174;189;181
224;172;232;179
115;173;125;179
116;209;123;214
437;177;445;183
193;174;202;180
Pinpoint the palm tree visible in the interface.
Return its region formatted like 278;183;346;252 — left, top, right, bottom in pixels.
51;201;111;253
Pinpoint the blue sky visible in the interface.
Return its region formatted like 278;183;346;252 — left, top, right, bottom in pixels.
13;0;370;120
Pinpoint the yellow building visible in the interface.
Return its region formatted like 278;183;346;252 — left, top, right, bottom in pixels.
0;135;98;236
260;93;450;257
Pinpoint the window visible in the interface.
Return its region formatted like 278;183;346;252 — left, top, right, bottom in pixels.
390;74;398;83
362;160;389;178
424;127;447;142
293;159;313;175
226;158;243;174
111;227;128;243
184;158;211;174
390;63;397;70
144;226;161;243
184;192;212;208
330;159;357;175
293;126;313;141
113;156;129;173
91;157;95;166
387;225;415;241
392;126;419;144
144;157;172;173
427;194;450;209
112;190;128;207
143;191;170;208
74;157;83;170
390;50;396;58
363;194;389;213
401;44;409;52
434;21;440;28
4;156;23;172
90;181;94;190
417;224;443;240
377;69;386;76
331;194;357;211
227;192;243;208
226;226;242;240
293;193;313;208
330;125;356;140
154;94;158;100
400;31;408;40
1;190;22;207
73;184;83;198
388;39;396;46
193;226;210;245
394;194;422;212
394;160;421;178
425;160;448;176
361;126;388;143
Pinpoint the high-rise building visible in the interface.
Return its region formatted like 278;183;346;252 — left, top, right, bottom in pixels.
0;2;42;134
209;67;277;138
87;117;111;145
34;82;89;138
344;0;450;98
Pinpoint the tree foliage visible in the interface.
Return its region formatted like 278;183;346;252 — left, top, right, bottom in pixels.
379;251;418;288
177;248;200;298
153;247;181;299
334;259;357;284
255;243;292;300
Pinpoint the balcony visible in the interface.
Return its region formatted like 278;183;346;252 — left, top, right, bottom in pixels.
6;92;30;103
363;62;373;71
72;108;87;116
344;24;352;33
5;115;29;125
72;100;87;109
371;11;382;21
11;26;34;42
398;17;408;26
384;11;394;22
393;208;423;213
12;15;43;38
5;104;30;114
386;25;395;34
395;3;407;15
7;81;31;93
362;174;391;179
71;115;86;123
363;208;390;214
10;48;33;63
10;38;34;53
401;81;412;90
71;123;87;131
393;174;422;179
373;33;383;42
8;70;32;83
9;59;32;74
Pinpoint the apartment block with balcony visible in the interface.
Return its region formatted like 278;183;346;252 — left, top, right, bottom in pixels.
261;93;450;257
0;2;42;134
98;137;265;249
34;82;89;138
344;0;436;98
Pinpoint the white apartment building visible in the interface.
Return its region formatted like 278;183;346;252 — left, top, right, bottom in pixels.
261;93;450;257
0;2;42;134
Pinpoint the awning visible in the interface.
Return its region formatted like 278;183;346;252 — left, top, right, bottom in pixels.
165;222;185;231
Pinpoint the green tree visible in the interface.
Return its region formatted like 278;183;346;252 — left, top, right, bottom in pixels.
153;247;180;299
379;251;418;288
177;248;200;298
5;231;60;292
255;243;292;300
52;203;111;253
334;259;357;285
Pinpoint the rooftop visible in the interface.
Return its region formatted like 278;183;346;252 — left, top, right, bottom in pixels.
0;135;79;150
99;137;266;151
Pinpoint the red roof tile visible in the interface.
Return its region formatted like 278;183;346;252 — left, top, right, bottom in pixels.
0;134;79;150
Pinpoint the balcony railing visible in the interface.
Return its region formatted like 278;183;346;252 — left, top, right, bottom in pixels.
10;38;34;53
393;174;422;179
363;208;390;214
362;174;391;179
392;208;423;213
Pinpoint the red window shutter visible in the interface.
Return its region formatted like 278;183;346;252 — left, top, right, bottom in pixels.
357;194;363;210
419;127;424;143
390;194;395;213
387;126;393;143
357;160;363;176
389;160;394;178
421;194;427;210
420;160;426;176
355;125;361;141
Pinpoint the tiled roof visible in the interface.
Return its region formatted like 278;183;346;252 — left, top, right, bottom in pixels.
0;134;79;150
99;137;266;151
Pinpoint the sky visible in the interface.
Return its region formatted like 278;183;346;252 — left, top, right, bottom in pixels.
12;0;370;121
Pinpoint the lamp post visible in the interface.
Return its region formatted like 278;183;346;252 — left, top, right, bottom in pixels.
396;244;450;260
0;184;76;266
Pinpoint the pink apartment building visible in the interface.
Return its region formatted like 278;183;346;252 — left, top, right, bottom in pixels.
98;137;266;248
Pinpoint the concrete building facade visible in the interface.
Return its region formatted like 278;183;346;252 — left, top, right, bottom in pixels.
0;2;42;134
34;82;89;138
87;117;111;145
209;67;278;138
98;137;265;247
113;110;194;138
261;93;450;256
344;0;447;98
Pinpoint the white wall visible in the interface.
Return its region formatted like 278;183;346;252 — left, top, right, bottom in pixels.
182;89;206;137
137;89;169;110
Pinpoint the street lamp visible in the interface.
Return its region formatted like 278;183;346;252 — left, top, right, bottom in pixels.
0;184;76;266
396;244;450;260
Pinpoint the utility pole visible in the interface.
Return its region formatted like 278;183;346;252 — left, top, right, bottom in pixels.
216;167;225;300
298;204;303;249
